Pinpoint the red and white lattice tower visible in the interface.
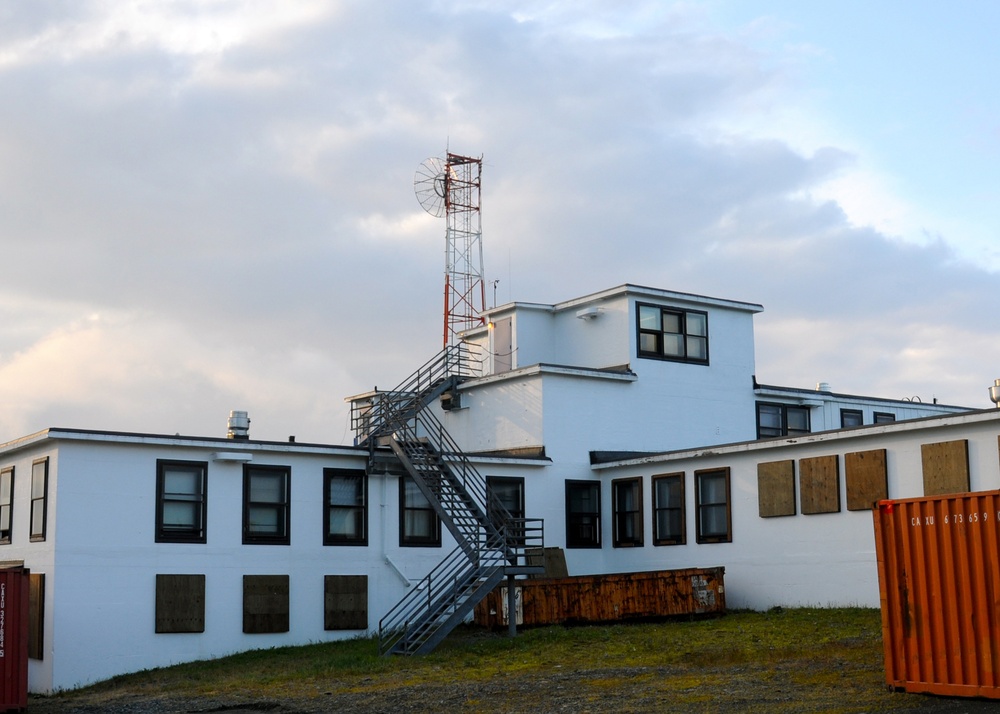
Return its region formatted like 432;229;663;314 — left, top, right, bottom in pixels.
414;152;486;348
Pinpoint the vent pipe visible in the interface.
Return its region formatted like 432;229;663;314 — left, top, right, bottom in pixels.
227;410;250;440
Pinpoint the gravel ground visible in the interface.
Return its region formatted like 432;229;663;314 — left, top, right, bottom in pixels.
26;666;1000;714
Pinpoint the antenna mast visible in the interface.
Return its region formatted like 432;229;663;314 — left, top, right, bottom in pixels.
414;152;486;347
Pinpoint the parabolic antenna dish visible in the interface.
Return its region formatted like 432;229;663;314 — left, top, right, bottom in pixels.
414;156;448;217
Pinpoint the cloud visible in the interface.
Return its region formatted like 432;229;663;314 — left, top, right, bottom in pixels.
1;0;998;442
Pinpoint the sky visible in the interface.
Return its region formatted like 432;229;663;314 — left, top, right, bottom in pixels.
1;0;999;444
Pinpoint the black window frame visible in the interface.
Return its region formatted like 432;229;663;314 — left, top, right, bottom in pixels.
612;477;643;548
30;458;48;543
652;472;686;546
0;466;12;545
155;459;208;544
324;468;368;546
565;480;601;549
840;409;864;428
242;464;291;545
636;303;709;365
873;412;896;424
756;402;811;439
695;467;731;544
399;476;441;547
487;476;526;546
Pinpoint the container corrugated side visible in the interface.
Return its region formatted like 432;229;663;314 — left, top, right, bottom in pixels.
0;566;29;712
874;491;1000;698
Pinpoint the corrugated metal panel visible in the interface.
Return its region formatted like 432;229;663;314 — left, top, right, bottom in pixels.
874;491;1000;698
0;566;29;711
474;567;725;629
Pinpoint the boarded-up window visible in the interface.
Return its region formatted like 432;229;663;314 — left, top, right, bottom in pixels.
845;449;888;511
28;573;44;659
324;575;368;630
155;574;205;633
799;455;840;515
757;460;796;518
921;440;970;496
243;575;289;633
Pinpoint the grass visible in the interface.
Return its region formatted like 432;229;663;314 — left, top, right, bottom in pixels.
31;608;940;713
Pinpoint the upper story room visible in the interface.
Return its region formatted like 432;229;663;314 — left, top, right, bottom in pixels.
463;283;763;383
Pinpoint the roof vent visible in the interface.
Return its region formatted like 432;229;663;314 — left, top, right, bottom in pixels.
227;410;250;440
816;382;831;392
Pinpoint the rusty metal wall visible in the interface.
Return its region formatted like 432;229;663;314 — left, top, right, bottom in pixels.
874;491;1000;699
0;566;29;711
474;567;725;629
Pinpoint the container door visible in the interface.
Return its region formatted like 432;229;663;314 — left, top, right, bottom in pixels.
0;566;29;711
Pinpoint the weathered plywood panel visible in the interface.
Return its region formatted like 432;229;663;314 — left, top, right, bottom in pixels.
28;573;44;659
526;547;569;579
757;460;796;518
845;449;888;511
324;575;368;630
799;455;840;515
474;567;725;629
243;575;289;634
155;574;205;634
922;440;970;496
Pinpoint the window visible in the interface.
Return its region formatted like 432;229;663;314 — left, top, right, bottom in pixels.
156;460;207;543
756;403;811;438
30;458;48;542
324;469;367;546
243;465;290;545
695;468;731;543
0;467;12;545
653;473;685;545
565;480;601;548
841;409;863;428
637;303;709;364
400;476;441;547
486;475;525;524
874;412;896;425
612;478;643;547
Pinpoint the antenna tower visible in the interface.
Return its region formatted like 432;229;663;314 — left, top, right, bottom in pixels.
414;152;486;348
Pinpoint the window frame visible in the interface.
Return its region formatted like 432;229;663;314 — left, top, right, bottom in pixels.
324;468;368;546
873;412;896;425
242;464;291;546
487;476;526;546
636;302;709;365
30;458;49;543
399;476;441;547
0;466;13;545
652;472;686;546
612;477;643;548
840;409;864;428
756;402;811;439
155;459;208;544
695;467;732;544
565;480;601;549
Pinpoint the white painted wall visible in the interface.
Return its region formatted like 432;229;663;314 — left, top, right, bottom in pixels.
590;410;1000;609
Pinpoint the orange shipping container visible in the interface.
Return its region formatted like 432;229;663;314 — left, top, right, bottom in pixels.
474;567;725;629
873;491;1000;699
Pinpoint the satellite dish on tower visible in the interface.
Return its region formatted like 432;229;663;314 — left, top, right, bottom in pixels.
412;151;486;347
414;157;448;217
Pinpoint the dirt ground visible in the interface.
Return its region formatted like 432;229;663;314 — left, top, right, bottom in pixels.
26;664;1000;714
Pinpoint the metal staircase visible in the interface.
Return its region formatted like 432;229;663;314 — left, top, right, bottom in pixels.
352;343;544;655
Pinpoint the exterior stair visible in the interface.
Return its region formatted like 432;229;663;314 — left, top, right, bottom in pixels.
352;344;544;655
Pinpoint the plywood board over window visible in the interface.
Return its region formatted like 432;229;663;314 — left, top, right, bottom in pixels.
243;575;289;634
324;575;368;630
799;455;840;515
155;574;205;633
845;449;888;511
29;573;44;660
921;440;970;496
757;460;796;518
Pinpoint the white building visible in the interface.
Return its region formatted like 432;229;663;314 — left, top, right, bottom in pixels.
0;283;986;692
